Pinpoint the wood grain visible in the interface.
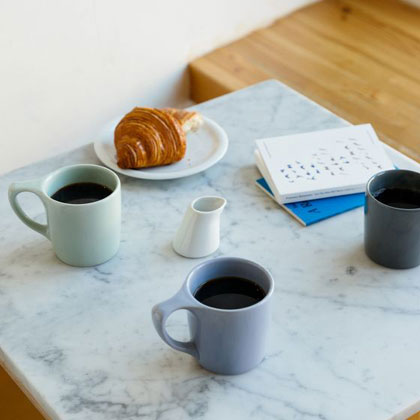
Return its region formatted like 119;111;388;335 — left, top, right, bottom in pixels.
0;365;45;420
189;0;420;162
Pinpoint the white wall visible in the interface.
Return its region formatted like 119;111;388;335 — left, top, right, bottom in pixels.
1;0;315;174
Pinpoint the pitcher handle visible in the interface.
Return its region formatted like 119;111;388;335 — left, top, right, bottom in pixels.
8;178;50;239
152;287;201;358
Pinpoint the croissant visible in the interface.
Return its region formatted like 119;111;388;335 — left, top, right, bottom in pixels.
163;108;203;133
114;107;186;169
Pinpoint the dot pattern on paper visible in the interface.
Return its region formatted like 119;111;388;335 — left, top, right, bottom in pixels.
279;138;385;183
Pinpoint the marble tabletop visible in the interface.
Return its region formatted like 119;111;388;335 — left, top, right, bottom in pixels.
1;80;420;420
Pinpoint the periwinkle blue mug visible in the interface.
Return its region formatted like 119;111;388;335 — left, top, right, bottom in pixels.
8;164;121;267
152;257;274;375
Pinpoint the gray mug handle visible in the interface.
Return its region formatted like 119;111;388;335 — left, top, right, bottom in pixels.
8;178;50;239
152;287;201;358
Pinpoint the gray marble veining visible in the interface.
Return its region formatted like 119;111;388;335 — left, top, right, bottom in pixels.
1;80;420;420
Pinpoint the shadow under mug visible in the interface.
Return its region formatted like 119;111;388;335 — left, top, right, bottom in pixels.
152;257;274;375
8;164;121;267
364;169;420;269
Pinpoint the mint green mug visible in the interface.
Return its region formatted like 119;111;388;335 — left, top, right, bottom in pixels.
8;164;121;267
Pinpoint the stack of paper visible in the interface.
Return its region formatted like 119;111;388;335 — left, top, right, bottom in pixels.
255;124;394;226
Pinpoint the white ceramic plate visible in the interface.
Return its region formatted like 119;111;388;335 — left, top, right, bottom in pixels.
93;116;228;180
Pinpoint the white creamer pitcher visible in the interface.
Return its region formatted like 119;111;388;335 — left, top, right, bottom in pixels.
173;196;226;258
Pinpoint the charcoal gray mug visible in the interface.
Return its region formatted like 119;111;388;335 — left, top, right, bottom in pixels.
364;169;420;269
152;257;274;375
8;164;121;267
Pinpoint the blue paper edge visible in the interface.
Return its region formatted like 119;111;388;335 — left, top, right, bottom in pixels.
256;178;365;226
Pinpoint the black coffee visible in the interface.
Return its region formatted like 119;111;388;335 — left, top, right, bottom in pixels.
194;276;266;310
373;187;420;209
51;182;113;204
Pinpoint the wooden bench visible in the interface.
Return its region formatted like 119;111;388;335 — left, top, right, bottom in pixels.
189;0;420;162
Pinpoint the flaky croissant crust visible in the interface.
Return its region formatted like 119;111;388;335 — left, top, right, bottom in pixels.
114;107;186;169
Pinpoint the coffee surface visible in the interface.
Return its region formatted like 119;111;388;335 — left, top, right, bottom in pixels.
373;187;420;209
51;182;113;204
194;276;266;310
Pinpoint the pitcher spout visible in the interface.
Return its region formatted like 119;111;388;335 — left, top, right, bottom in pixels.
191;196;226;216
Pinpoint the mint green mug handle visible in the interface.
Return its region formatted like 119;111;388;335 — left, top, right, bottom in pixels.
8;179;50;239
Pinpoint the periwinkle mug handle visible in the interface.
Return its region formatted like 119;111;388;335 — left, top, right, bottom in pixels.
152;287;201;359
8;178;50;239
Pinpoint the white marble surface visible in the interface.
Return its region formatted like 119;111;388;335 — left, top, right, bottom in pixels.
1;80;420;420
